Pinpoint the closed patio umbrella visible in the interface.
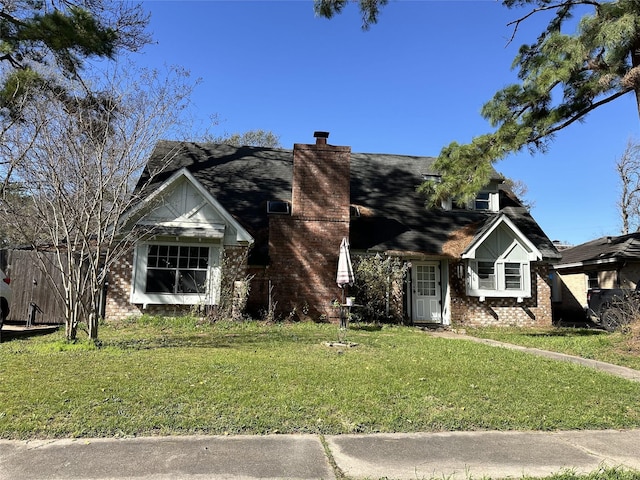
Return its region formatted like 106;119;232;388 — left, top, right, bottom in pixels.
337;237;354;288
336;237;355;332
336;237;354;298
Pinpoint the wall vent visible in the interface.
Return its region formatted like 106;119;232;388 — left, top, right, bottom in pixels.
267;200;291;215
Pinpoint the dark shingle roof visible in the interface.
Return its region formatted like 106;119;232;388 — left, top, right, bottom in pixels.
557;233;640;266
134;141;559;262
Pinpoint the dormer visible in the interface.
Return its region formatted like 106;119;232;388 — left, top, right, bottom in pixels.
462;214;542;300
470;190;499;212
439;180;501;212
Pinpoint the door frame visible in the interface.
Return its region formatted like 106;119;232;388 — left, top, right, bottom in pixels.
408;260;450;325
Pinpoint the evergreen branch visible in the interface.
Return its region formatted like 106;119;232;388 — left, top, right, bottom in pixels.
506;0;601;45
530;88;631;142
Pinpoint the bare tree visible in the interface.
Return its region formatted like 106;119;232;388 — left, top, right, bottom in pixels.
616;139;640;235
206;129;281;148
501;177;534;211
1;62;197;340
0;0;151;191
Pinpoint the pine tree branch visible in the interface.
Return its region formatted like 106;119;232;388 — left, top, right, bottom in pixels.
530;88;632;143
506;0;601;45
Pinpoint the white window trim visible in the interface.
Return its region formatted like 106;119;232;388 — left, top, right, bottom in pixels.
467;191;499;212
462;213;540;299
587;271;599;290
130;241;222;306
467;259;531;298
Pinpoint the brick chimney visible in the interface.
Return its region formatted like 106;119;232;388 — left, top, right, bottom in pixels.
291;131;351;222
267;132;352;320
314;131;329;144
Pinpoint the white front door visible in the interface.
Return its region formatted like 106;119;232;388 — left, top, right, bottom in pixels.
413;262;442;323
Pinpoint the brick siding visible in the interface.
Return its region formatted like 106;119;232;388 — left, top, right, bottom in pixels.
265;141;351;320
105;245;251;321
104;250;140;320
449;263;553;327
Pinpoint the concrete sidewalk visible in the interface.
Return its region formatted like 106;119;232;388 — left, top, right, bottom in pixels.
1;429;640;480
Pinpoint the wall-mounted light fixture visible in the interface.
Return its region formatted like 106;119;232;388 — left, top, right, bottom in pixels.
456;262;465;279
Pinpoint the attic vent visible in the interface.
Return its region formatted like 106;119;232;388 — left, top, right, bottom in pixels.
350;205;361;218
267;200;291;215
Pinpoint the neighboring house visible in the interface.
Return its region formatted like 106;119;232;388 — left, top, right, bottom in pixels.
107;132;560;327
552;233;640;321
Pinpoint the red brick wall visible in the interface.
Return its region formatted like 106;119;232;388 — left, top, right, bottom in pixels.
450;263;553;327
104;250;141;320
265;141;351;320
291;143;351;221
267;216;348;320
104;245;251;321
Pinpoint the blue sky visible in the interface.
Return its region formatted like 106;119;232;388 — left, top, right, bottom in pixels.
137;0;640;246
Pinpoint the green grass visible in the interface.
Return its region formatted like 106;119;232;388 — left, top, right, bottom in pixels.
451;466;640;480
533;467;640;480
1;319;640;439
387;466;640;480
466;326;640;370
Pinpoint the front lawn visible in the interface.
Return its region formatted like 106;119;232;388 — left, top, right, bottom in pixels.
467;325;640;370
1;318;640;439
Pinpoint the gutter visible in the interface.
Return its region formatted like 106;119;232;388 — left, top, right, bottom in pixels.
553;257;620;270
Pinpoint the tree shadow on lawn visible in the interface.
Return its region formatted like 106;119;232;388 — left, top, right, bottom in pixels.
102;330;325;351
522;328;609;338
348;324;382;332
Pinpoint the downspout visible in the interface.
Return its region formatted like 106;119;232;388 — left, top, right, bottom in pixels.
385;273;390;318
439;261;444;323
406;265;413;325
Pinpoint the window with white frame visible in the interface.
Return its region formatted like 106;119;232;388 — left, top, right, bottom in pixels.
587;271;599;290
131;242;221;305
446;191;498;212
475;192;491;210
146;245;209;294
468;259;530;297
464;220;540;299
504;262;522;290
477;261;496;289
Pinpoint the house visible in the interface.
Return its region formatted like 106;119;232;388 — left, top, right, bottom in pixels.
106;132;560;327
552;233;640;321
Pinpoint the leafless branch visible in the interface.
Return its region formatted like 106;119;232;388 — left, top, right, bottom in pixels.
506;0;601;45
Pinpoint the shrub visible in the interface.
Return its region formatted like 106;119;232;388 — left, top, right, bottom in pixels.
600;289;640;333
351;254;409;324
204;249;253;322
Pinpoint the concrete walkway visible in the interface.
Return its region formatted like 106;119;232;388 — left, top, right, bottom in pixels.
1;429;640;480
429;330;640;382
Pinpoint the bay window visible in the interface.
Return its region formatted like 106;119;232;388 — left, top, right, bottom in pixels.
146;245;210;294
477;261;496;289
131;241;221;305
468;259;530;298
462;215;542;300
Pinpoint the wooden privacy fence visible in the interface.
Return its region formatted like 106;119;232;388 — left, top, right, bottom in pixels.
1;249;67;325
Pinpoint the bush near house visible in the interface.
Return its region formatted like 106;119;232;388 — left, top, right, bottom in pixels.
351;254;409;324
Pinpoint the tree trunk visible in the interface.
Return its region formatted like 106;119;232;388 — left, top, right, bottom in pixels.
65;319;77;340
88;312;98;340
